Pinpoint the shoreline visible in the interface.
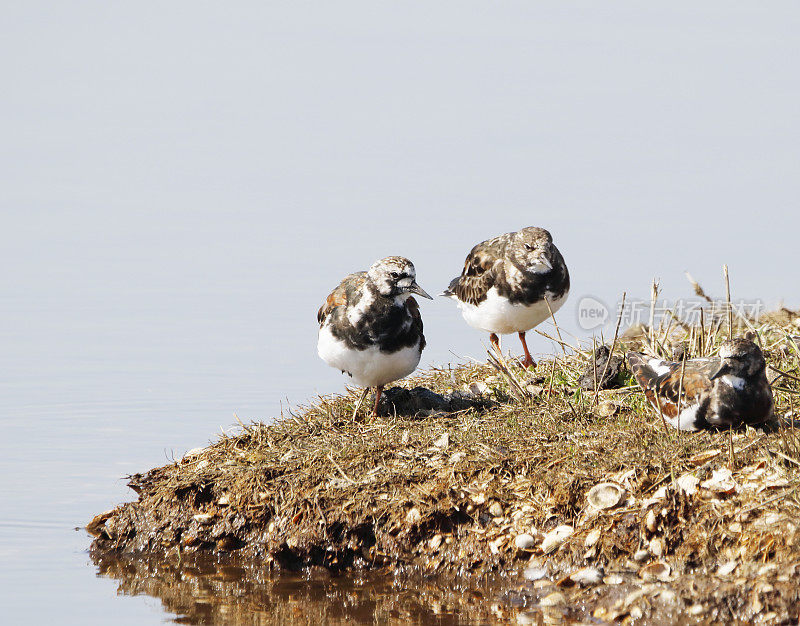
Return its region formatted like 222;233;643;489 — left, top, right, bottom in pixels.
88;313;800;622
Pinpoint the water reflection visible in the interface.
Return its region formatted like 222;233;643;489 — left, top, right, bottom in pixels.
90;551;554;625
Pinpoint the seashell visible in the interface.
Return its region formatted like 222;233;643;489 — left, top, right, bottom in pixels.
489;536;505;553
541;525;574;554
540;592;566;607
526;384;544;396
584;528;602;548
515;611;540;625
514;533;537;550
648;536;664;557
596;401;619;417
658;589;678;603
701;468;737;495
587;482;626;511
645;509;658;532
449;451;466;464
639;560;672;581
183;447;206;459
429;534;443;550
193;513;214;523
466;381;489;395
569;566;604;586
603;573;624;585
633;548;650;562
405;507;422;524
433;433;449;449
717;561;737;576
676;473;700;495
471;493;486;505
689;448;721;465
489;502;504;517
523;566;548;581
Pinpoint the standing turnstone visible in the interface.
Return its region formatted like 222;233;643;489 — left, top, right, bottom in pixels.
317;256;432;418
627;335;774;431
443;227;570;368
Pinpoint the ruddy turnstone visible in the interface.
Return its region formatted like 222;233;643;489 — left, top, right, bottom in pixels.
443;227;570;368
317;256;432;418
627;334;774;431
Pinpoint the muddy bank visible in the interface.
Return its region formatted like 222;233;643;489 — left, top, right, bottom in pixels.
89;314;800;623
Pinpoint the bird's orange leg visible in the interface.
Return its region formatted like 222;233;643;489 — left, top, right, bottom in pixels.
519;331;535;369
370;385;384;419
489;333;501;356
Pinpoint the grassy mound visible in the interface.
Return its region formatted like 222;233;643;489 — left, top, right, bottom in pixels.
88;305;800;623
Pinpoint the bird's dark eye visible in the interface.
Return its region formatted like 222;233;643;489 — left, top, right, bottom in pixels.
390;271;400;279
524;243;534;251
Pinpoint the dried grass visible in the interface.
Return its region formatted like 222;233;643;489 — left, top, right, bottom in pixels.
88;282;800;622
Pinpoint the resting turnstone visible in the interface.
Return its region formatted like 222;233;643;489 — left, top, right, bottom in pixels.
627;335;774;431
317;256;432;418
443;226;570;368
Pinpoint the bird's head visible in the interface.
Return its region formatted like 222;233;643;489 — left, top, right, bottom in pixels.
509;227;557;273
368;256;432;301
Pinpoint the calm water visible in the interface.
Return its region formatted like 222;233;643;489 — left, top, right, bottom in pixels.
2;2;799;623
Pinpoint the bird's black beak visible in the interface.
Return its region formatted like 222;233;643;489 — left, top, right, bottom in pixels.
709;361;731;381
408;281;433;300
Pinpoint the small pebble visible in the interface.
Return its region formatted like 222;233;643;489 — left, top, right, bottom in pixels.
489;502;504;517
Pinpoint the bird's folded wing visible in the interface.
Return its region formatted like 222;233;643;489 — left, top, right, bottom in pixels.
629;353;717;418
317;272;367;325
447;246;503;306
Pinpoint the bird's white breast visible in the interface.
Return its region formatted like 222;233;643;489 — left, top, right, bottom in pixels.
317;323;422;388
452;287;569;335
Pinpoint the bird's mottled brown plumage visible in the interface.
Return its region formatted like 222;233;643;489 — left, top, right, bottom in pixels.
629;356;718;419
317;257;432;417
317;273;367;326
447;238;506;306
444;227;569;306
627;337;774;430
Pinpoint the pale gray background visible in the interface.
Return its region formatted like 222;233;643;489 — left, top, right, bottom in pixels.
1;2;798;623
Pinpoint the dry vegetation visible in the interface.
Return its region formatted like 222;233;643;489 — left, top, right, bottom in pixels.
89;291;800;624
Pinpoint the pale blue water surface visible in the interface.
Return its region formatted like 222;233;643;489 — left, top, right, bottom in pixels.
1;2;799;623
